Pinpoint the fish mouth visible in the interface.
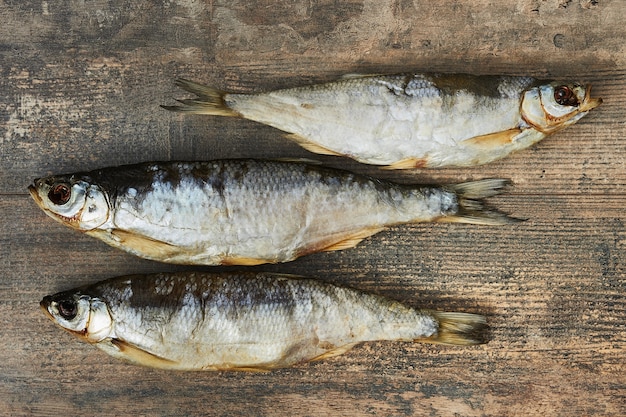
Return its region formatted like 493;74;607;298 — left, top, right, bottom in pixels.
28;184;44;207
40;296;54;320
580;85;603;112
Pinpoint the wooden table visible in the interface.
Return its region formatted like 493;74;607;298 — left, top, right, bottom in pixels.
1;1;624;415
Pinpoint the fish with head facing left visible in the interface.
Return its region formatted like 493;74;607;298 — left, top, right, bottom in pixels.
40;272;489;371
29;159;518;266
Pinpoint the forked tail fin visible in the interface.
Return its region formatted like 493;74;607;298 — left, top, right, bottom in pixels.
421;311;489;346
440;178;520;225
161;79;240;117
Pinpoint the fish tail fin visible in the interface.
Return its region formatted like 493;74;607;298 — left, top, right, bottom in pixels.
439;179;520;225
161;79;240;117
419;312;489;346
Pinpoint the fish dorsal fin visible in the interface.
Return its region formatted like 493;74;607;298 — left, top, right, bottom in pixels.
310;343;359;361
460;128;522;148
322;227;386;252
284;133;345;157
110;338;180;369
89;229;181;260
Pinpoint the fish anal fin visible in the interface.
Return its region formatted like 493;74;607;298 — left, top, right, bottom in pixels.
214;366;273;373
220;256;274;266
322;227;386;252
461;128;522;148
285;133;345;157
110;338;180;369
90;229;181;260
383;157;430;170
310;343;359;361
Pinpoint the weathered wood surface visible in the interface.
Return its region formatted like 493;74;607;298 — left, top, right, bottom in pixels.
1;1;625;416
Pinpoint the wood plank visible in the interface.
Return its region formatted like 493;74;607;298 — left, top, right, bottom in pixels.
1;0;625;416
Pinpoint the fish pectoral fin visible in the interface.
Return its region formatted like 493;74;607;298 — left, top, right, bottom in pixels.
110;338;180;369
284;134;345;157
383;157;430;170
322;227;386;252
460;128;522;148
310;343;359;361
103;229;181;259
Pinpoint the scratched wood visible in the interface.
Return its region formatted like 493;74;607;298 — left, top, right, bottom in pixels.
1;1;625;416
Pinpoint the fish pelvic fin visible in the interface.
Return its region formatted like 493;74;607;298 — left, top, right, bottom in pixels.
284;133;346;157
310;343;359;361
439;179;522;225
418;312;489;346
161;79;240;117
108;338;181;369
321;227;387;252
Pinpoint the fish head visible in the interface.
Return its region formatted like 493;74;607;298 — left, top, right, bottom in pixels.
41;290;113;343
521;82;602;134
29;175;110;231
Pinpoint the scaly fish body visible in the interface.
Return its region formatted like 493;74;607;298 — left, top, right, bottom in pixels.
164;74;602;168
29;159;515;266
40;272;488;370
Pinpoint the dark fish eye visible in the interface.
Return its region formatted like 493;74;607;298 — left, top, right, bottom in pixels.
57;299;78;320
554;86;579;107
48;183;71;205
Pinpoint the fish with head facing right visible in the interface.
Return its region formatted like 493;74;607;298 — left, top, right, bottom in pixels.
162;73;602;169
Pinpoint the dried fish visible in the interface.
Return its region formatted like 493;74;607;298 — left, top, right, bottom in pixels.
29;159;516;265
41;272;488;371
163;74;601;168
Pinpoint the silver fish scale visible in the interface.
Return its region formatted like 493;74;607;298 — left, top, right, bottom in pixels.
497;76;536;98
405;76;440;97
369;75;441;99
318;75;441;99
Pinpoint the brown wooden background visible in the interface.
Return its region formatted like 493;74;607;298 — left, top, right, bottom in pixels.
1;1;624;416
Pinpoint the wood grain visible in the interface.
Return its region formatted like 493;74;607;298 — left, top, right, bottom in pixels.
1;1;625;416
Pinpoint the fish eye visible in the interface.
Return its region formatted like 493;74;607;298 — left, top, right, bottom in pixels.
48;183;71;205
554;86;579;107
57;299;78;320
